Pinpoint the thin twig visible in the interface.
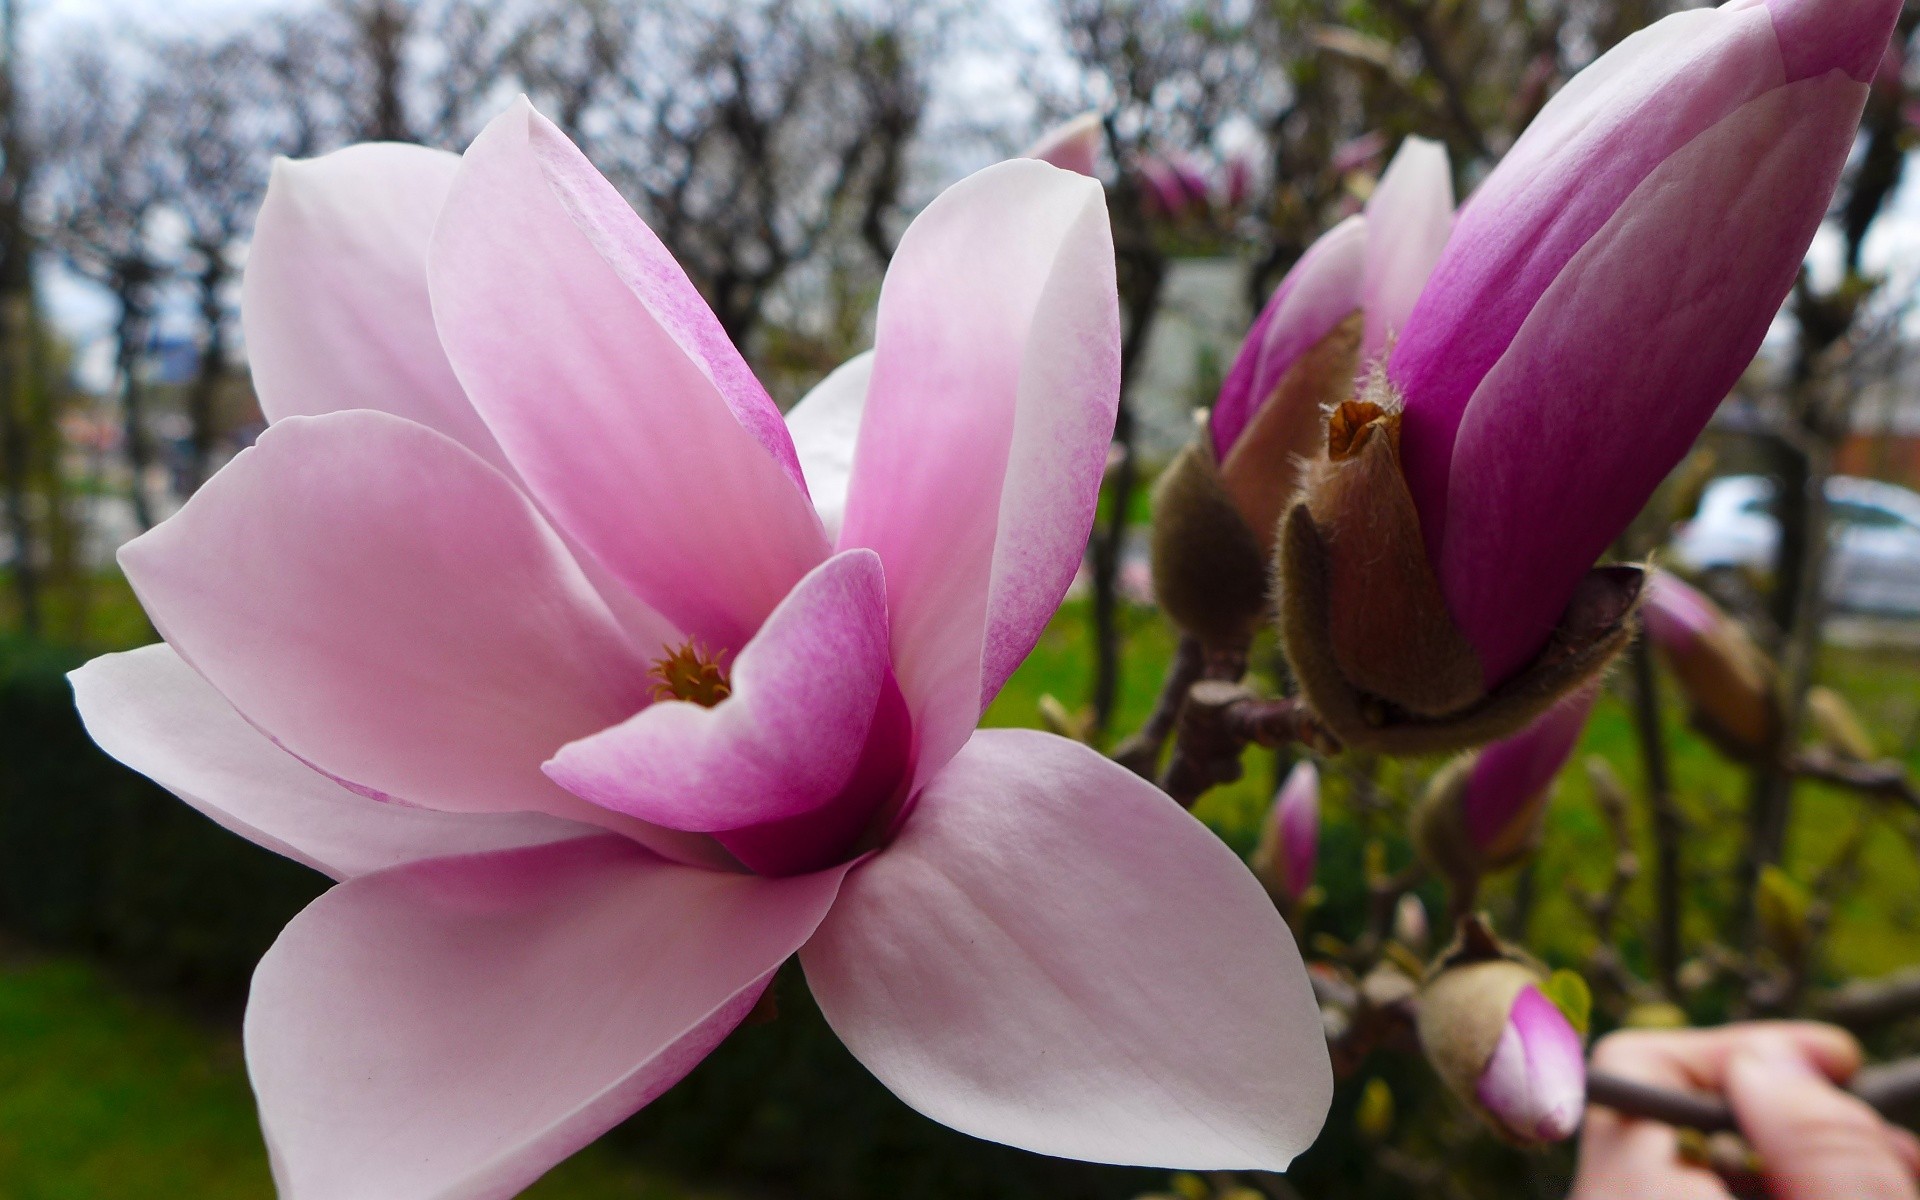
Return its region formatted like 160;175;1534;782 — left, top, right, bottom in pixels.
1111;635;1203;777
1157;682;1339;808
1587;1057;1920;1133
1791;747;1920;814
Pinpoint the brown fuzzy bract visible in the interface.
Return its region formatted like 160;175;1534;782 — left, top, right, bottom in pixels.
1298;403;1485;719
1280;498;1642;757
1149;434;1272;651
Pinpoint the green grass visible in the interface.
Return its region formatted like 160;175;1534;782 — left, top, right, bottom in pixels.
0;950;728;1199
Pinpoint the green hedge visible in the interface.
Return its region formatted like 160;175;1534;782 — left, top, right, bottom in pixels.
0;635;1157;1199
0;637;326;998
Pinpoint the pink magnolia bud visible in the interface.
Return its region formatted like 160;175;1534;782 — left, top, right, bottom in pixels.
1474;984;1587;1143
1024;112;1102;178
1412;684;1596;882
1252;760;1320;903
1222;153;1255;209
1211;136;1453;469
1329;130;1389;177
1643;570;1781;762
1381;0;1898;692
1150;141;1450;650
1417;924;1586;1146
1137;156;1199;220
1461;683;1596;862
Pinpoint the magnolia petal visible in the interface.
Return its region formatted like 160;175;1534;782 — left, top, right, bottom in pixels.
786;352;872;541
429;98;827;651
1211;216;1367;460
1476;985;1586;1143
1642;569;1719;651
546;551;893;837
1393;4;1785;555
802;729;1330;1170
1362;136;1453;366
243;143;506;466
71;645;597;880
1763;0;1902;84
248;836;846;1200
1436;75;1865;683
1462;683;1596;857
119;411;661;838
839;161;1119;782
1023;111;1102;177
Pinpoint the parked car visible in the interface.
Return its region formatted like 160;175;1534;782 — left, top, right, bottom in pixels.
1670;474;1920;616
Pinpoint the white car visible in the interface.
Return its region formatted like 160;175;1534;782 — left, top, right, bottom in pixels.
1670;474;1920;616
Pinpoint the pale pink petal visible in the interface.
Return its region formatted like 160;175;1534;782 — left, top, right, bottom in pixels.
785;352;872;542
1643;569;1719;652
1211;216;1367;459
248;836;846;1200
1393;4;1785;555
1435;75;1865;682
801;729;1330;1170
118;411;660;839
71;644;593;880
839;161;1119;781
242;141;679;650
1024;112;1102;177
546;550;909;877
429;98;827;650
1361;136;1453;366
1476;984;1586;1143
243;144;504;466
1763;0;1902;84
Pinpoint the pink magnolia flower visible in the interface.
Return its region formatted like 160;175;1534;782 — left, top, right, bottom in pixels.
71;99;1331;1198
1475;984;1586;1143
1390;0;1901;689
1025;111;1102;177
1460;683;1597;864
1211;135;1454;463
1253;760;1320;903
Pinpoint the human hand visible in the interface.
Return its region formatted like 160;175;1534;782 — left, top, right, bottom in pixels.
1569;1022;1920;1200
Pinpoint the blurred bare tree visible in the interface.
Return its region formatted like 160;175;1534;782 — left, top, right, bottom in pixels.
38;41;172;532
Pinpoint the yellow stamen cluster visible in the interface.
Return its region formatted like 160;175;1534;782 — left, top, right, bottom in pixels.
649;641;732;707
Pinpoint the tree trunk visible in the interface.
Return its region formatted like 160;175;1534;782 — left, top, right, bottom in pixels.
115;289;155;531
185;247;227;493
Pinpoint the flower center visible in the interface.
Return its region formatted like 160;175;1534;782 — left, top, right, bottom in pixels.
648;640;732;707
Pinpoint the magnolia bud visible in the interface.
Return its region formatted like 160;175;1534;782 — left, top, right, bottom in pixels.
1641;570;1782;763
1148;429;1273;651
1411;685;1596;884
1279;395;1638;756
1251;760;1320;904
1417;922;1585;1145
1393;892;1431;954
1023;111;1101;177
1806;684;1877;762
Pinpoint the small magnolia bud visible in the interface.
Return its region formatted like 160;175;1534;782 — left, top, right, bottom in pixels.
1411;685;1596;884
1641;570;1782;763
1148;430;1271;651
1355;1077;1395;1140
1806;684;1877;762
1755;864;1811;961
1419;954;1585;1146
1251;760;1320;903
1393;892;1431;954
1279;394;1638;756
